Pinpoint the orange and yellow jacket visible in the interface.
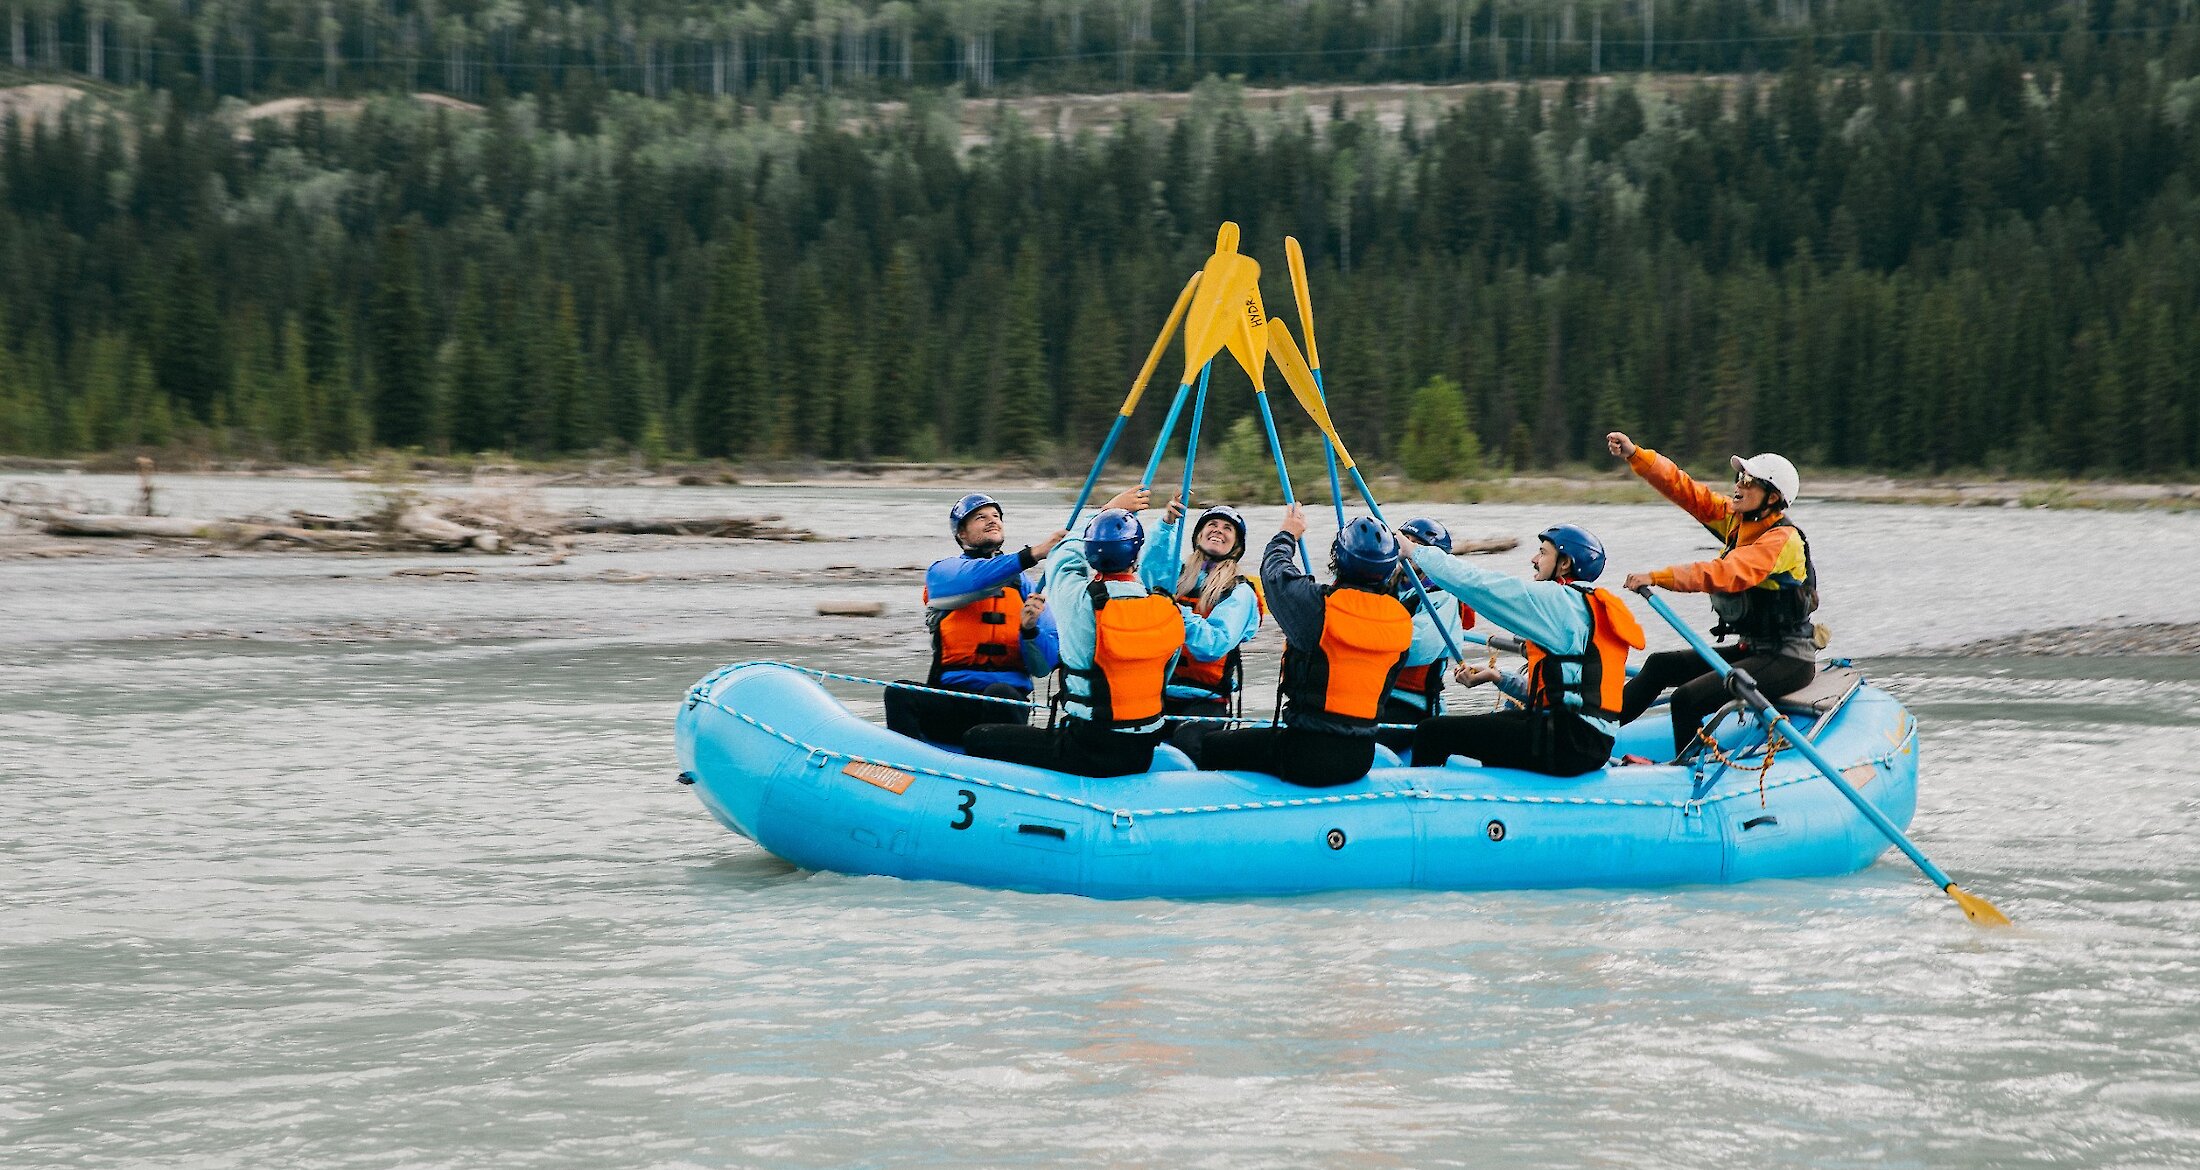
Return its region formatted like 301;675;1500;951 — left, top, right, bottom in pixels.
1626;446;1809;595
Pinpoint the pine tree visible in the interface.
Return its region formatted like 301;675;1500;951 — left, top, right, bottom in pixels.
691;223;770;459
153;246;227;423
992;245;1049;459
444;270;505;453
370;227;434;449
1063;277;1126;456
548;285;600;451
274;318;318;459
870;243;927;455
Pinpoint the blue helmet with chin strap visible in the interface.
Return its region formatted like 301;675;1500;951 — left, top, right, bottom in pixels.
1398;517;1452;553
1331;517;1401;584
1085;509;1146;573
1537;523;1607;582
949;493;1002;542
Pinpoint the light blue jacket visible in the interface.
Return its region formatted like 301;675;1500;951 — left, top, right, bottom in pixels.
1387;581;1472;714
1406;545;1613;737
1138;517;1263;701
1046;538;1242;730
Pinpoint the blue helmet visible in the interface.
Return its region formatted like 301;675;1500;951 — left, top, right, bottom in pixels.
1331;517;1401;584
1398;517;1452;553
1191;505;1248;560
1537;523;1607;582
948;492;1002;542
1085;509;1146;573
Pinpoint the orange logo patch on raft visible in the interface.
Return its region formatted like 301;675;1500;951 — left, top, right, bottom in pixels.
842;762;915;795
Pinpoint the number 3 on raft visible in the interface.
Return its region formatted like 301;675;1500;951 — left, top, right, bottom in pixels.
950;790;976;831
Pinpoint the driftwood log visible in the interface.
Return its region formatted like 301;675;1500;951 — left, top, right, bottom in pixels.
1453;537;1519;556
14;509;383;550
565;515;814;539
3;490;819;554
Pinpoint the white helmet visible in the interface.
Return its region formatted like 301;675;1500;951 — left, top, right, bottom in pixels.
1731;453;1800;505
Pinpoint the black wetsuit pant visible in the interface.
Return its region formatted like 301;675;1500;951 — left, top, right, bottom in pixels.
883;681;1027;747
1374;696;1431;753
963;718;1164;778
1163;695;1231;758
1409;709;1614;776
1194;725;1376;788
1620;646;1818;755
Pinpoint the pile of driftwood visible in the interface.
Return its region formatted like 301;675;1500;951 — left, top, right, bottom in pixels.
0;482;815;553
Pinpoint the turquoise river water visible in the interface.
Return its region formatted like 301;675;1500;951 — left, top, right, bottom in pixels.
4;475;2198;1168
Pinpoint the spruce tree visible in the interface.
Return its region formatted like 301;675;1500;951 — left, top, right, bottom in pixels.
870;244;927;455
691;223;770;459
548;285;600;451
444;270;506;453
992;246;1050;460
1063;277;1126;456
370;227;434;449
153;246;227;423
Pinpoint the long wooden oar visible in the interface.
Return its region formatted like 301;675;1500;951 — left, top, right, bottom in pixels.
1268;318;1465;665
1285;237;1347;529
1632;586;2012;928
1065;270;1200;529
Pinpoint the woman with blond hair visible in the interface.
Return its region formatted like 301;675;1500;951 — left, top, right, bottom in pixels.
1139;496;1265;756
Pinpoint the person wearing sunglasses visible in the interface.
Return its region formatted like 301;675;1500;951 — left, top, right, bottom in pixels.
1606;432;1821;757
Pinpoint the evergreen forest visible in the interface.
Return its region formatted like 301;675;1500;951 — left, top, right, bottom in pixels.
2;2;2200;477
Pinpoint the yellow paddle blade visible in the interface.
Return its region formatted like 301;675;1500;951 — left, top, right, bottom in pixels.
1946;883;2013;927
1216;221;1239;255
1266;318;1355;470
1285;236;1321;372
1222;269;1268;393
1121;271;1201;417
1181;250;1261;384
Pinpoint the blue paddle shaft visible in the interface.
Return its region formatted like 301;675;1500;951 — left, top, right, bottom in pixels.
1251;391;1312;572
1310;368;1347;529
1634;588;1955;890
1065;414;1131;530
1141;375;1200;490
1345;466;1465;664
1166;363;1215;573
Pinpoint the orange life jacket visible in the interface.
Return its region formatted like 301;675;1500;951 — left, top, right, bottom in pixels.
1520;583;1647;720
1060;579;1187;728
1280;585;1414;727
925;582;1024;685
1390;596;1477;703
1168;574;1267;697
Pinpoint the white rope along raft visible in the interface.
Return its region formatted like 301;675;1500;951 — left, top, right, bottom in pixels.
685;663;1915;826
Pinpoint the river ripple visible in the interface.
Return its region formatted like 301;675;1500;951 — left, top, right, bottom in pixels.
4;477;2198;1168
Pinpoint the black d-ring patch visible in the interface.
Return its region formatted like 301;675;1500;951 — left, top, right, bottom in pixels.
1325;828;1347;850
1485;820;1507;842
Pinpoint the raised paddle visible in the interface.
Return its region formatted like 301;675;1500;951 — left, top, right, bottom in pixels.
1631;585;2011;928
1164;362;1216;572
1065;270;1201;529
1268;318;1466;666
1285;236;1347;529
1139;225;1263;493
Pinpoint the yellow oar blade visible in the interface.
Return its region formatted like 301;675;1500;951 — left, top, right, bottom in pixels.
1285;236;1321;371
1222;268;1268;393
1266;318;1354;470
1182;250;1260;384
1216;221;1239;255
1947;883;2013;927
1121;271;1201;417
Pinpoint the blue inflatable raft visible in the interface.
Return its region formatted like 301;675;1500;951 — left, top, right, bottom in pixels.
675;662;1920;898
